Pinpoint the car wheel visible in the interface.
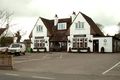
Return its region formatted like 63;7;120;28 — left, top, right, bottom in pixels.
22;52;25;55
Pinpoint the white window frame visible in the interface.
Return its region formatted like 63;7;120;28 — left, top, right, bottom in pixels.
36;25;43;32
57;23;67;30
34;39;45;48
72;37;87;48
75;21;84;29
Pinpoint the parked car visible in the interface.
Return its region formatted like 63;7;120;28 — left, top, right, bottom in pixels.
0;46;8;53
8;43;26;56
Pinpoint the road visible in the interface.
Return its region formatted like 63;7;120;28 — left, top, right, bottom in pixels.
0;52;120;80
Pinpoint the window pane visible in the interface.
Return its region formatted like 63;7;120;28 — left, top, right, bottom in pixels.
75;21;84;29
85;42;87;48
39;43;42;47
73;42;75;48
80;42;83;48
36;25;43;32
73;37;88;48
78;21;81;28
77;42;79;48
75;23;78;29
34;39;45;48
82;22;84;28
58;23;66;30
73;38;76;42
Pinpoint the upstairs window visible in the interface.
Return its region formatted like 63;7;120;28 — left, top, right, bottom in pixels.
57;23;67;30
75;21;84;29
36;25;43;32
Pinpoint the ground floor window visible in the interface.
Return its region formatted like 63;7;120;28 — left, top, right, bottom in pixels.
73;37;87;48
50;41;67;51
34;38;45;48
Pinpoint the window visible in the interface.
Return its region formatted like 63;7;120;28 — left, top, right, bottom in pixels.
11;44;20;48
75;21;84;29
36;25;43;32
34;38;45;48
73;38;77;48
72;37;87;48
57;23;67;30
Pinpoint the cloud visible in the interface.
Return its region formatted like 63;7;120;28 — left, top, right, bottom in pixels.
103;25;119;35
0;0;32;16
0;0;120;40
0;0;120;24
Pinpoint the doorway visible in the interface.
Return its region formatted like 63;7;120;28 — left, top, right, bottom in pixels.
93;40;99;52
49;41;67;52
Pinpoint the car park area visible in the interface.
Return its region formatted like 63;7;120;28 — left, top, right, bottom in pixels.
3;52;118;80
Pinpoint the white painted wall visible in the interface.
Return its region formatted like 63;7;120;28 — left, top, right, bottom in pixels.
87;35;93;52
33;18;47;37
93;37;113;52
67;35;93;52
67;36;72;51
31;18;49;51
44;37;49;51
68;12;92;52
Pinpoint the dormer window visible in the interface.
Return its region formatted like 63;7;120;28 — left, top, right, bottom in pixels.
57;23;67;30
75;21;84;29
36;25;43;32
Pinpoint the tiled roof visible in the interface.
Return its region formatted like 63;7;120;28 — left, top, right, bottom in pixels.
80;12;104;36
29;12;104;41
40;17;54;36
29;17;72;41
49;30;68;41
41;17;71;41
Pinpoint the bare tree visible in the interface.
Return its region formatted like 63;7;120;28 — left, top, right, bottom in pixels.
114;22;120;39
0;10;14;27
15;31;21;43
14;29;27;43
0;10;14;46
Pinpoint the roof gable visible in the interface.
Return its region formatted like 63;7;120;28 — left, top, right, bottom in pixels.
29;17;72;39
80;12;104;36
40;17;54;36
29;12;104;39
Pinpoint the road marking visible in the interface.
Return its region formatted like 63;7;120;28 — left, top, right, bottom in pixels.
5;73;19;76
102;61;120;75
32;76;55;80
14;59;43;64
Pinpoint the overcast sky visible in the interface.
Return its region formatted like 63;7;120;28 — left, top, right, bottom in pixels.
0;0;120;40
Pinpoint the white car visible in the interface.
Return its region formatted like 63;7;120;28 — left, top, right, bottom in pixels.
0;47;8;53
8;43;26;56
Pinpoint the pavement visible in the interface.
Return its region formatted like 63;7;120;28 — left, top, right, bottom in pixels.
0;52;120;80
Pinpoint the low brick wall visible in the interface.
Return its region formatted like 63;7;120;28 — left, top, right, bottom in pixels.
0;54;13;70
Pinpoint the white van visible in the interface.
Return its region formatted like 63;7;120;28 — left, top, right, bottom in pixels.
8;43;26;56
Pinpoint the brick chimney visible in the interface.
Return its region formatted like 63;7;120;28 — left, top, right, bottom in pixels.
71;11;76;22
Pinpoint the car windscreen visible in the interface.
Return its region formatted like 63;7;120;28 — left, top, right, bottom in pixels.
11;44;20;48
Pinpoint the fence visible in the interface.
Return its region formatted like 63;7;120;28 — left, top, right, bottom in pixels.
0;54;13;70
